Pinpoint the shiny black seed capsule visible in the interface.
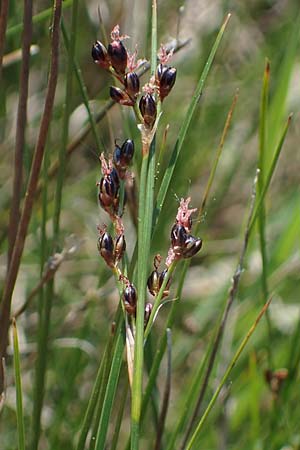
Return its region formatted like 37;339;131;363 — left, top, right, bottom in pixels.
110;86;135;106
108;40;127;75
182;235;202;258
114;234;126;264
139;94;157;128
123;283;137;315
92;41;110;69
159;66;176;101
98;232;115;267
124;72;140;97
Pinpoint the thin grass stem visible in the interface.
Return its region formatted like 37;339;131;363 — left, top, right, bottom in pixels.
131;3;158;447
61;18;103;153
154;328;172;450
180;169;259;449
5;0;73;39
258;59;273;367
94;320;125;450
12;319;26;450
7;0;33;265
185;298;272;450
0;0;62;394
249;114;292;233
110;368;129;450
153;14;231;231
76;348;106;450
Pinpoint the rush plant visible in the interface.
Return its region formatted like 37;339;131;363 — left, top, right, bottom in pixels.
0;1;298;450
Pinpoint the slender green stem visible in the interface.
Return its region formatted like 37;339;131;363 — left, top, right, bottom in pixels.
154;328;172;450
131;152;149;449
61;19;102;153
124;91;237;449
6;0;73;39
186;299;272;450
110;370;128;450
166;330;213;450
131;3;158;443
94;320;125;450
258;59;273;367
53;0;78;242
12;319;26;450
151;0;157;76
76;348;106;450
32;281;54;450
249;114;292;233
32;3;77;448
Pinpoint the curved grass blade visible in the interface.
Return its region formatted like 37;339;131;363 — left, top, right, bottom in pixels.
153;13;231;230
185;299;272;450
123;91;238;450
12;318;26;450
165;329;213;450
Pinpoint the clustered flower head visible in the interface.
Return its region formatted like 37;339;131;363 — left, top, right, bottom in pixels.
166;197;202;267
97;138;135;269
92;26;177;130
93;27;202;330
97;137;153;327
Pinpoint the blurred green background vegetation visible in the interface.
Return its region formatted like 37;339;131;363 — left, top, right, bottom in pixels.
0;0;300;449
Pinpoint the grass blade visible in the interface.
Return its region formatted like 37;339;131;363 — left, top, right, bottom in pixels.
257;60;273;366
266;14;300;166
166;329;214;450
76;348;106;450
12;319;26;450
94;320;125;450
123;93;238;450
6;0;73;39
153;13;231;229
154;328;172;450
131;3;159;447
110;368;128;450
249;114;292;233
186;298;272;450
180;169;259;449
61;19;103;153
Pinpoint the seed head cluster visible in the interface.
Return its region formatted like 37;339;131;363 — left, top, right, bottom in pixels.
93;26;202;330
92;25;177;130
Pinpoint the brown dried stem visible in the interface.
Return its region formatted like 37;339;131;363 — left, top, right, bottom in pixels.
8;0;33;264
0;0;62;392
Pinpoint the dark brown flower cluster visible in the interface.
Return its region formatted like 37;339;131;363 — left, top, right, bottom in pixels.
166;198;202;267
147;254;171;298
91;25;177;129
146;199;202;304
97;139;134;224
97;139;152;326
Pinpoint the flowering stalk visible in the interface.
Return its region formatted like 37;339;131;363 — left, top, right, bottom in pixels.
90;8;189;449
